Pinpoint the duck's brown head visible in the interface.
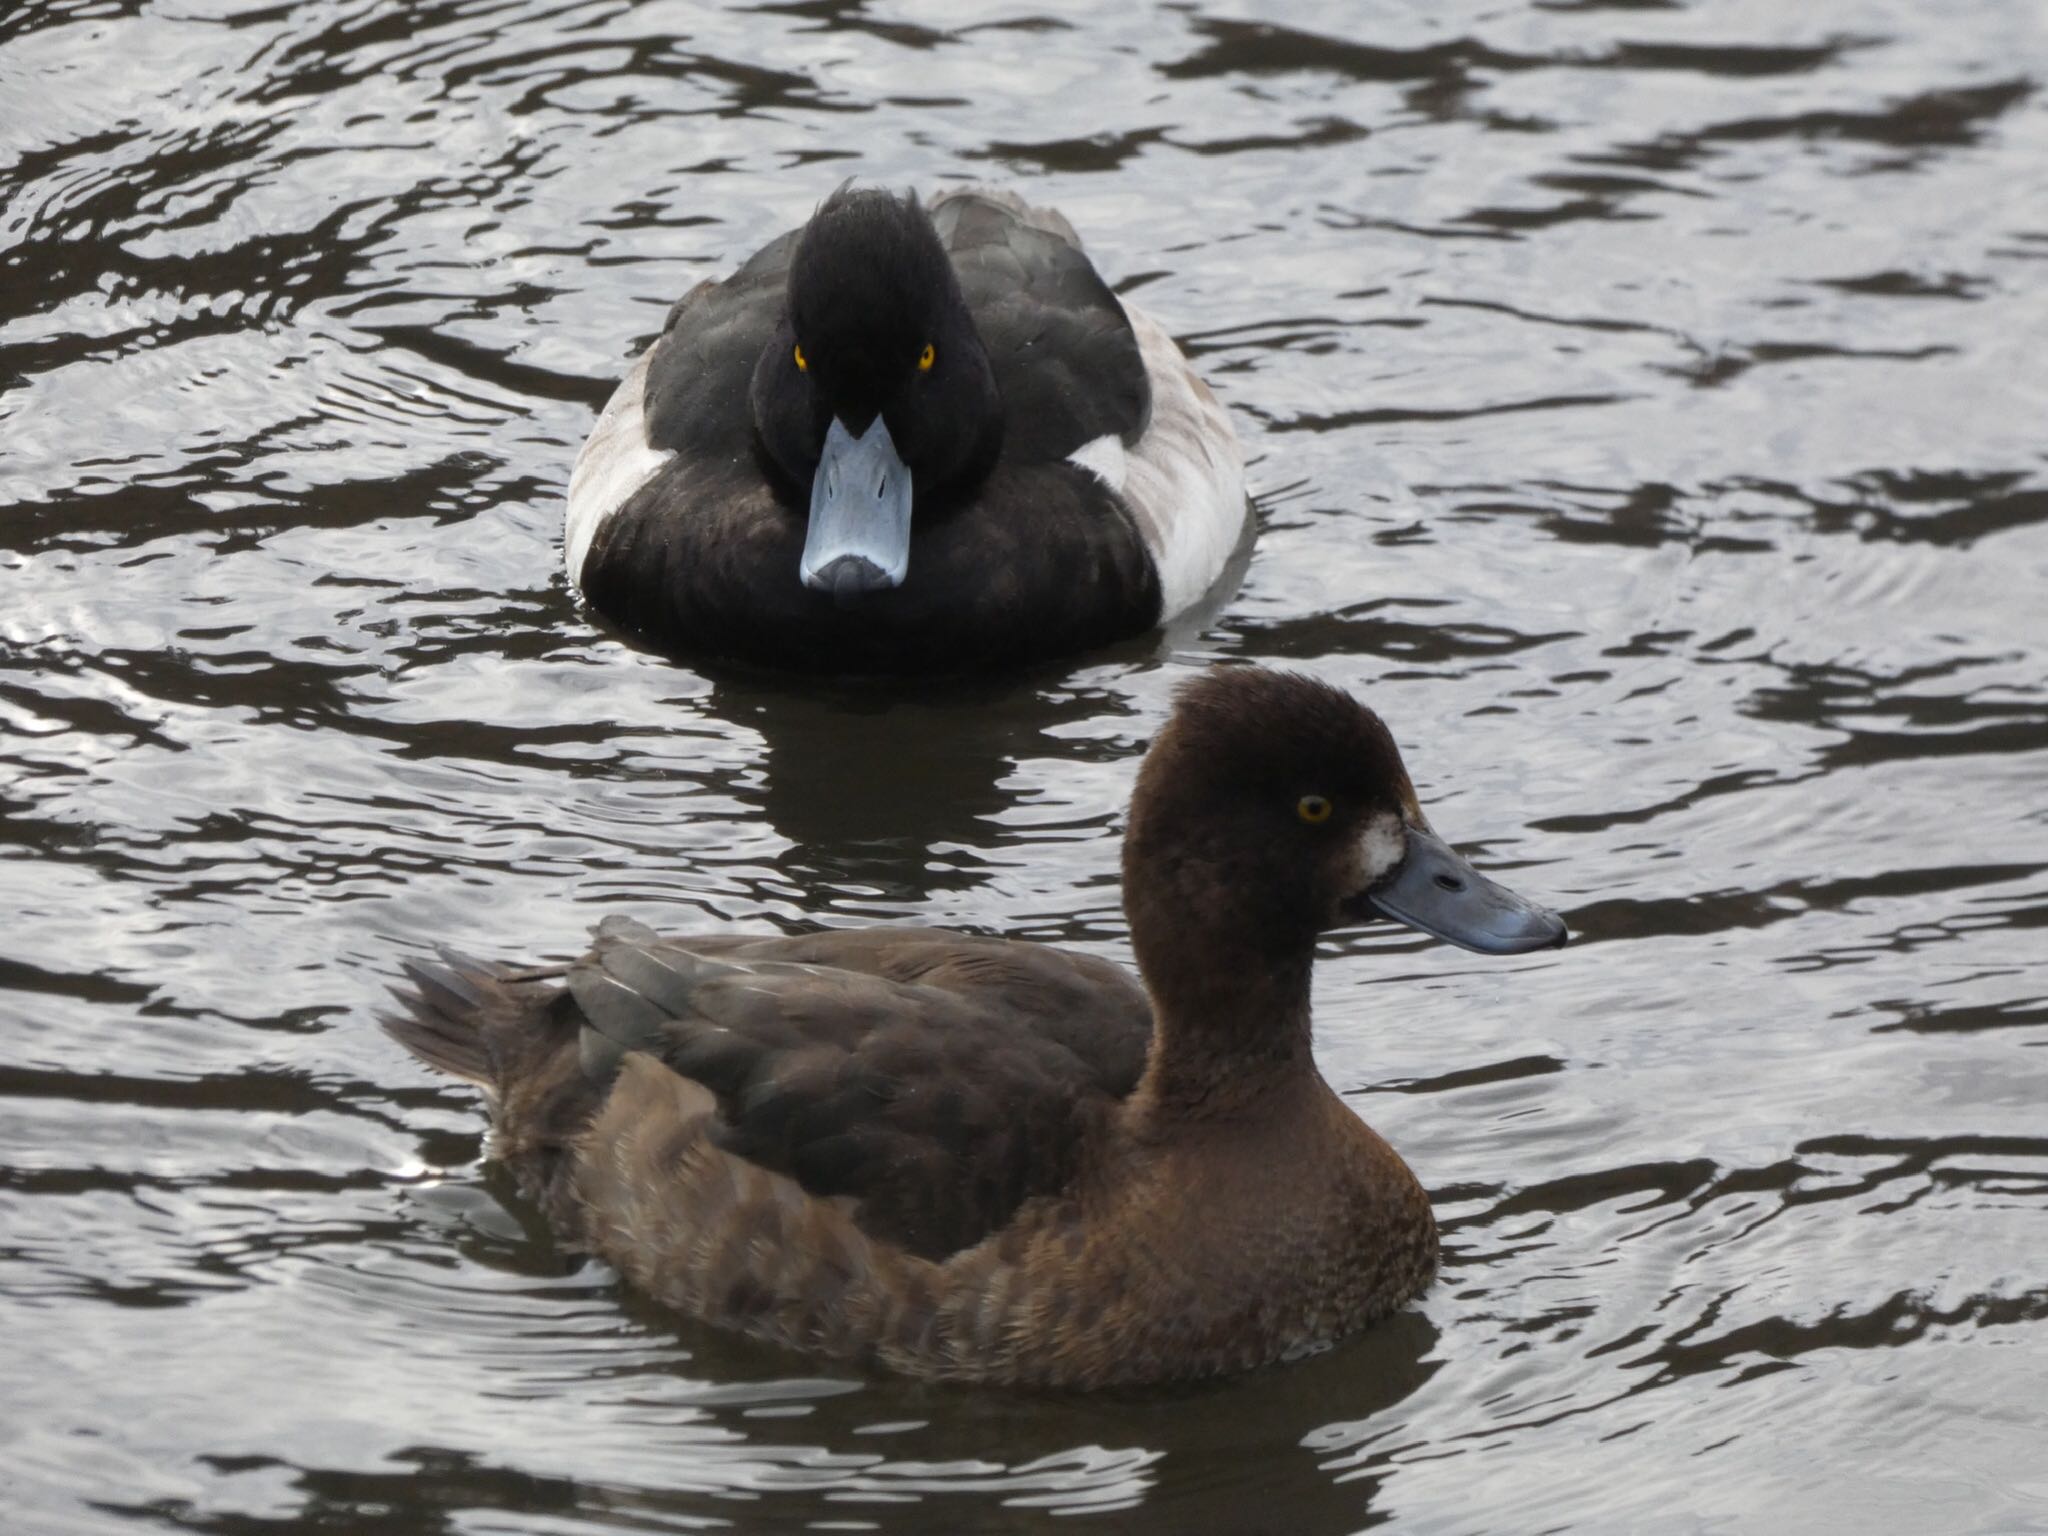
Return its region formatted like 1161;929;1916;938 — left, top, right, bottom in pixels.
1122;667;1567;996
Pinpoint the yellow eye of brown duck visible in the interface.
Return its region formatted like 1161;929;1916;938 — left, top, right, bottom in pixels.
917;342;935;371
1297;794;1333;824
793;343;807;372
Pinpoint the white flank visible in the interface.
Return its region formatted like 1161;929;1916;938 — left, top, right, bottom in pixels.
563;345;676;588
1066;431;1127;492
1113;304;1247;620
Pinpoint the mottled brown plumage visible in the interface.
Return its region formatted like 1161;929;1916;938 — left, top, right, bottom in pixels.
383;665;1567;1387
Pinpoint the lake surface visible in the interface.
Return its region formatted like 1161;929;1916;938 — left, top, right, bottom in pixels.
4;1;2046;1531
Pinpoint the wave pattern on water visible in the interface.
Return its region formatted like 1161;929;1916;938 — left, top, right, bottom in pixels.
3;0;2046;1532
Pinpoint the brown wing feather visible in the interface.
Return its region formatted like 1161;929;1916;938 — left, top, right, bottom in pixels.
673;927;1151;1089
568;925;1152;1261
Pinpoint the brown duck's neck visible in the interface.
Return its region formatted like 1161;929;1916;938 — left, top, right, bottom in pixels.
1127;916;1320;1122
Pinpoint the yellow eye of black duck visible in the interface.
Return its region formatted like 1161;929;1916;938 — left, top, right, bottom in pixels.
793;343;807;372
917;342;935;372
1296;794;1333;825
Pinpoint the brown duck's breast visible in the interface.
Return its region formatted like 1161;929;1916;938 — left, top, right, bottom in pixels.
981;1076;1439;1384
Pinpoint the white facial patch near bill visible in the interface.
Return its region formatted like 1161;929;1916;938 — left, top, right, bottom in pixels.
563;344;676;587
1078;303;1247;621
1358;812;1407;887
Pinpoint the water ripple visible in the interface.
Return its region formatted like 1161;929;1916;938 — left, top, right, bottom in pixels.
5;0;2047;1531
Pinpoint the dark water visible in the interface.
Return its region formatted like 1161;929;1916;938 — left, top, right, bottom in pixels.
4;0;2046;1530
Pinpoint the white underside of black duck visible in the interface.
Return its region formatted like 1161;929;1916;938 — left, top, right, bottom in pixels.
1060;303;1246;621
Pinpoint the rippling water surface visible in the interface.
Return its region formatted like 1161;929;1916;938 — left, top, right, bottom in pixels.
5;1;2047;1531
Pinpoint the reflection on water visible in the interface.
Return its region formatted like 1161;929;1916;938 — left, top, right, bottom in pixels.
4;0;2047;1532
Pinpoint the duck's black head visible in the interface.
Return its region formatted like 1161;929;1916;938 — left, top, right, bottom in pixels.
1123;667;1567;1004
750;187;1001;600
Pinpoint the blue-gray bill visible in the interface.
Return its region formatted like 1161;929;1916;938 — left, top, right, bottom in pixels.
800;415;913;597
1366;826;1569;955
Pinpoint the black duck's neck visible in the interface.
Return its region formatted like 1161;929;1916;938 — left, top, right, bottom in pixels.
1124;870;1320;1122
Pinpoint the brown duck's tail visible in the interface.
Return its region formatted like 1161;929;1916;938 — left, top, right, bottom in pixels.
381;952;587;1114
382;952;601;1237
382;955;507;1089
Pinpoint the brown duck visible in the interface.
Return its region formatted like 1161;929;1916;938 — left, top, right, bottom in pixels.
384;666;1567;1388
